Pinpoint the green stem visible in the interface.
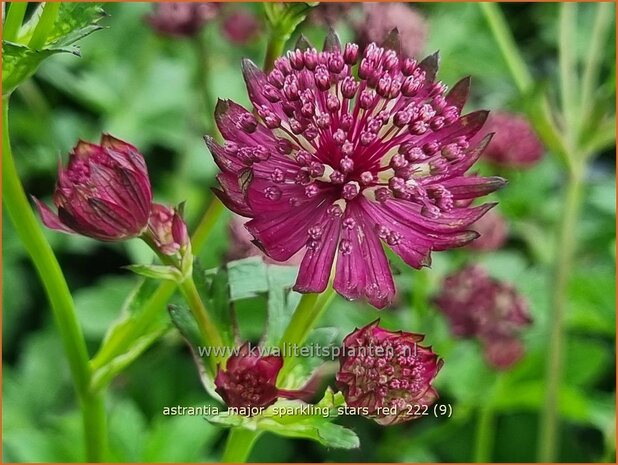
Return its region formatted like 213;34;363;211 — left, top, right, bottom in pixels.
91;198;224;376
4;2;28;42
558;3;579;141
277;287;337;382
580;2;614;126
537;169;585;462
178;276;225;374
191;197;225;252
263;34;287;72
473;403;495;463
479;3;533;94
194;36;214;133
473;374;505;462
3;97;107;461
28;2;60;49
221;428;261;463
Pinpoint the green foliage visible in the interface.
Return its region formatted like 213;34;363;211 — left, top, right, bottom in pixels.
2;3;105;95
207;388;359;449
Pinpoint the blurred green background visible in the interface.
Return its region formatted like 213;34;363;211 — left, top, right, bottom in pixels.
2;2;615;462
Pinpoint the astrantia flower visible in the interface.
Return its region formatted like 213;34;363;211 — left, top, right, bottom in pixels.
147;3;218;38
34;135;152;241
358;3;428;58
221;9;260;45
215;344;305;410
468;209;508;251
433;265;532;369
336;320;443;425
146;203;189;256
206;31;505;309
473;111;544;168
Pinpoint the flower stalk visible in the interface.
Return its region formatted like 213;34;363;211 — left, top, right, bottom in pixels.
2;97;108;461
222;429;261;463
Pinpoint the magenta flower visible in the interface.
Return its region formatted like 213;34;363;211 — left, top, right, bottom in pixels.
433;265;532;369
206;32;505;308
359;3;428;59
146;3;219;38
336;320;443;425
221;9;260;45
146;203;189;256
473;111;544;168
215;344;304;410
468;209;508;251
34;135;152;242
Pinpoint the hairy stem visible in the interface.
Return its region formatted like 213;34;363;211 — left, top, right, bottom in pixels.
221;428;261;463
538;169;584;462
3;97;107;461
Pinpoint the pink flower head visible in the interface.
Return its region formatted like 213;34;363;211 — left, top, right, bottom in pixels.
206;31;505;309
221;9;260;45
359;3;428;58
214;344;304;410
34;135;152;242
147;3;219;38
468;209;508;251
474;111;544;168
433;265;532;369
147;203;189;256
336;320;443;425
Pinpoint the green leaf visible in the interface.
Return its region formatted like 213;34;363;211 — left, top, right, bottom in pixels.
199;260;235;347
126;264;182;281
264;264;301;346
168;304;203;350
90;278;173;387
2;3;105;95
227;257;269;300
206;388;358;449
90;326;166;392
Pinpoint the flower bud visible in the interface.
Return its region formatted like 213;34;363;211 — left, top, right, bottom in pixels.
215;344;304;410
146;203;189;256
336;320;443;425
34;135;152;242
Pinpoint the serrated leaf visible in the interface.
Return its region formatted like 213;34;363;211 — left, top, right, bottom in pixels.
2;3;105;95
2;41;66;95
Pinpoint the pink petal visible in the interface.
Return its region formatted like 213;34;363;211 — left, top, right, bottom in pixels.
246;197;332;261
294;207;343;293
334;203;395;309
32;197;75;234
